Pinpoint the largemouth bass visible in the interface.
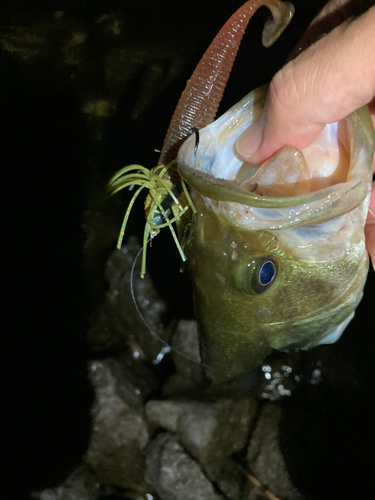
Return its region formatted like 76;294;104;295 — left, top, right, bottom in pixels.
178;86;374;383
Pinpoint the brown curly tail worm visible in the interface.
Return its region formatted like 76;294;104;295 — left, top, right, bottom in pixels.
158;0;294;166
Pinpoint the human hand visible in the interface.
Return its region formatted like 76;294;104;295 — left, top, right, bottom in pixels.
235;1;375;266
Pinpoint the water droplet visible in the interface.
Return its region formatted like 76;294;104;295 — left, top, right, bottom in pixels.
282;365;292;373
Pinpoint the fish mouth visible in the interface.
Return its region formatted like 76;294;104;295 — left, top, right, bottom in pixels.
179;162;367;228
178;154;362;209
177;89;373;229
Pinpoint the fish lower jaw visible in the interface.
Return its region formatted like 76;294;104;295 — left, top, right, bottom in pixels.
316;312;355;345
267;289;363;352
283;310;356;351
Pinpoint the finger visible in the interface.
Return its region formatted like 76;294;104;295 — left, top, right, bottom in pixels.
236;4;375;165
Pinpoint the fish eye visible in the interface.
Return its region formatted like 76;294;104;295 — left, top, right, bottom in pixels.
259;260;275;286
238;256;277;294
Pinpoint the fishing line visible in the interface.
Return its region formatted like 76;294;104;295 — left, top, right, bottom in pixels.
130;240;208;368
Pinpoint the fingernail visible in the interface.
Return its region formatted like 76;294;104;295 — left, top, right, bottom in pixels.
235;120;263;160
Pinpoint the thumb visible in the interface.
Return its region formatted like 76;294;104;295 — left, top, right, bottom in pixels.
236;4;375;165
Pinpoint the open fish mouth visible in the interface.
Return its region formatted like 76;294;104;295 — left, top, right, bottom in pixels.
177;85;373;223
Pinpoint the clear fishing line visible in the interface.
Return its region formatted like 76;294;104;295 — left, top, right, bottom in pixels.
130;240;208;368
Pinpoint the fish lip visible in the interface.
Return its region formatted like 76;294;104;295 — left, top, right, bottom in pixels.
179;161;367;230
178;160;365;210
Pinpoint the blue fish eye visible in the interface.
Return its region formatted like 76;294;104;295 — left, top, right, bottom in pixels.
259;260;276;286
238;256;278;295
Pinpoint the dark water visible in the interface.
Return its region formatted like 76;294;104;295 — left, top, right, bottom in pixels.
1;0;374;499
280;268;375;500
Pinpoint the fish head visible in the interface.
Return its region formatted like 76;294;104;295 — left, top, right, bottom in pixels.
178;86;374;383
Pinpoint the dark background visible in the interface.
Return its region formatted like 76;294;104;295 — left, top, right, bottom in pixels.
0;0;374;499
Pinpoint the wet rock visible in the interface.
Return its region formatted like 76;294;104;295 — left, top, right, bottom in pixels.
86;358;151;492
87;236;177;362
145;400;183;433
91;355;159;408
161;373;199;399
86;298;123;353
162;366;264;402
245;403;304;500
145;398;257;482
145;432;222;500
171;319;203;385
214;459;245;500
31;464;99;500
